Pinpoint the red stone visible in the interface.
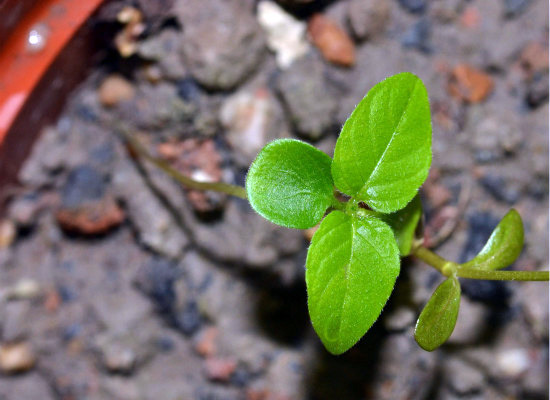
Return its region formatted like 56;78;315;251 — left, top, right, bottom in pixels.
308;14;355;67
55;196;125;235
204;357;237;382
448;64;493;103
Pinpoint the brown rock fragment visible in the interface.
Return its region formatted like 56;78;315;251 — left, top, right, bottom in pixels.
98;74;136;107
55;196;125;235
448;64;493;103
204;357;237;382
308;14;355;67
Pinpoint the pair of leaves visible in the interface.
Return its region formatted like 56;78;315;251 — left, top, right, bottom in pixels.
246;72;432;354
414;209;524;351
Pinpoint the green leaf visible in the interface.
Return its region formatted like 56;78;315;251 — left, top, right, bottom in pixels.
332;72;432;213
460;209;524;270
379;194;423;256
306;210;400;354
414;276;461;351
246;139;334;229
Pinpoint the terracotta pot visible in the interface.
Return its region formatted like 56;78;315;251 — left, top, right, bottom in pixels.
0;0;107;194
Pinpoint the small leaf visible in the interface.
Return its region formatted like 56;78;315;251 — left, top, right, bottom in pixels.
306;210;400;355
246;139;334;229
414;276;461;351
460;209;524;270
332;72;432;213
380;194;423;256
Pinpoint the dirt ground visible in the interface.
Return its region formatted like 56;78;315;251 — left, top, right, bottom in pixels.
0;0;548;399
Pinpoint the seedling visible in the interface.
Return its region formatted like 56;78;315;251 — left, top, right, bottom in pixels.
121;72;549;355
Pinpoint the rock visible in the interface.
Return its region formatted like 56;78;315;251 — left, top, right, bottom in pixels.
55;165;124;235
276;56;338;139
177;0;265;90
220;87;288;167
7;194;42;228
0;219;16;249
97;340;137;374
114;6;145;58
112;158;189;258
448;64;494;103
134;257;178;315
465;104;523;162
367;334;437;400
194;327;218;357
138;29;187;81
445;358;484;395
0;342;36;373
384;307;415;332
401;18;431;53
42;289;61;313
98;74;136;107
496;348;530;378
517;41;549;78
478;174;521;204
56;196;125;235
61;165;105;206
459;6;481;28
347;0;390;41
307;14;355;67
398;0;427;14
503;0;532;17
157;138;227;213
4;279;41;301
204;357;237;382
526;71;549;108
119;82;196;135
173;300;202;336
257;1;309;69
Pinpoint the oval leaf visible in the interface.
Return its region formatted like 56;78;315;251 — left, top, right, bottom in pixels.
306;210;400;354
380;194;423;256
332;72;432;213
246;139;334;229
414;276;461;351
460;209;524;270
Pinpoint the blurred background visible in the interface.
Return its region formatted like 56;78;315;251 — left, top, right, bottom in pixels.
0;0;548;399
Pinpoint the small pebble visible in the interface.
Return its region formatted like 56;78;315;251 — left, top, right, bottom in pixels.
448;64;494;103
347;0;390;41
204;357;237;382
98;74;136;107
6;279;41;301
257;1;309;69
0;219;16;249
496;348;530;378
402;18;431;53
478;175;520;204
398;0;427;14
175;300;202;336
308;14;355;67
0;342;36;373
503;0;532;17
194;327;218;357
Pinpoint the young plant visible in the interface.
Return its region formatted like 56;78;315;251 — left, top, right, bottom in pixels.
122;72;549;355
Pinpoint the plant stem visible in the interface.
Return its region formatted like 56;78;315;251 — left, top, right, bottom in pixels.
412;246;549;282
456;267;549;281
116;126;247;199
412;246;448;274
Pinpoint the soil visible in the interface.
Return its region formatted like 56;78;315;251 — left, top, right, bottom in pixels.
0;0;548;399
